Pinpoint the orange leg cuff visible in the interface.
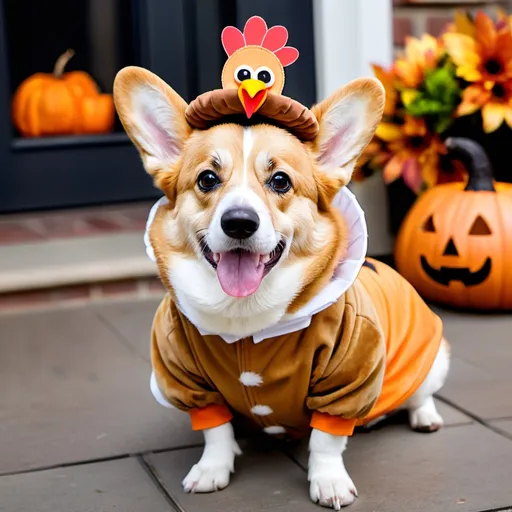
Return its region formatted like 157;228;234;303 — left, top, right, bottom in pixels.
310;412;357;436
189;404;233;431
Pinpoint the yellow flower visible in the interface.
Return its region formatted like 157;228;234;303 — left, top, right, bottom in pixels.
394;34;444;89
401;89;419;107
446;10;476;38
460;81;512;132
442;11;512;132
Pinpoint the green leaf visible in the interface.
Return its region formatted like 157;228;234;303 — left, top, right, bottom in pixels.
403;64;461;132
435;116;454;134
406;96;451;116
424;67;460;105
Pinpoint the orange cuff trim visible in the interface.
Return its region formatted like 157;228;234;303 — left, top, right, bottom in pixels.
189;404;233;431
310;412;357;436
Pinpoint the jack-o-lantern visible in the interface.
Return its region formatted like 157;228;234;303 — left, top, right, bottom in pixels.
395;137;512;310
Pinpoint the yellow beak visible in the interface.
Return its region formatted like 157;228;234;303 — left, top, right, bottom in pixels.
238;79;268;119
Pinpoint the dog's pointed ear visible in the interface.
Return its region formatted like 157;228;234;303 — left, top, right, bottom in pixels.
113;66;191;183
310;78;385;187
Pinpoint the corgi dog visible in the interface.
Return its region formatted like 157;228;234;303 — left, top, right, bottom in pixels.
113;66;450;510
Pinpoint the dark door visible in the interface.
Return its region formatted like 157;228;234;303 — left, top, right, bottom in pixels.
0;0;315;213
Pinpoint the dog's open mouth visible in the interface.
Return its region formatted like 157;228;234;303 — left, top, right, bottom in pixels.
200;239;286;298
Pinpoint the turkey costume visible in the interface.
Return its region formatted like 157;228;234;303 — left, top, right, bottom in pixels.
145;16;444;438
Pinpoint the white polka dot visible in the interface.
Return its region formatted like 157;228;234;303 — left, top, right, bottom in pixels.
251;405;273;416
240;371;263;387
263;425;286;435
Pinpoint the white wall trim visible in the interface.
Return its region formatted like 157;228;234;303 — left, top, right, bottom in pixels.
313;0;393;100
312;0;394;256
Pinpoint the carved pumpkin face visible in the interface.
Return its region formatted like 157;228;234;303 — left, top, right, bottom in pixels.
419;213;492;287
395;138;512;310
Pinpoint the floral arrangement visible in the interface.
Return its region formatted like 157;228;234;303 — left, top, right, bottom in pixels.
357;10;512;194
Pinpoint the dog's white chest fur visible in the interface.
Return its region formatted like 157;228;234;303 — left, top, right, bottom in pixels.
144;187;368;342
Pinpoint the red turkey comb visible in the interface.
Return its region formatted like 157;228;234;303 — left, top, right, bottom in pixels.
221;15;299;67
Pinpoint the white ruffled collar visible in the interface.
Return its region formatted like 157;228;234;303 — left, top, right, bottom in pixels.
144;186;368;343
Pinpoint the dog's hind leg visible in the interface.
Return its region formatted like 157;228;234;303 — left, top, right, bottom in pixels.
405;338;450;433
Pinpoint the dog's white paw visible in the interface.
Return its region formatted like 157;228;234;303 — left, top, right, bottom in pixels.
182;423;241;493
408;400;444;433
182;462;232;493
308;430;357;509
309;474;358;509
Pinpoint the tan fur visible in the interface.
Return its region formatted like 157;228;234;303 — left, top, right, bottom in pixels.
309;78;385;188
114;67;192;207
113;67;385;334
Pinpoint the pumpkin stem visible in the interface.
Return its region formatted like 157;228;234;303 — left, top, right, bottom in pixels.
445;137;495;192
53;49;75;78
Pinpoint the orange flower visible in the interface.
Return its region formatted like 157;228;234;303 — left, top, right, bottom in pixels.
372;64;397;116
376;116;445;193
394;34;444;89
443;11;512;85
458;81;512;132
355;139;391;181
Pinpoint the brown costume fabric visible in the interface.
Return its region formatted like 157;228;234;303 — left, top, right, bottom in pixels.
185;89;320;141
152;278;385;438
151;260;443;438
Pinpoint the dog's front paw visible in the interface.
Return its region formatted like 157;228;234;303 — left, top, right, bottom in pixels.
182;425;241;493
182;462;232;493
309;474;358;510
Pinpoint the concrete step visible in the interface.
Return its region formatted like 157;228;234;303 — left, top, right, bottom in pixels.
0;232;157;294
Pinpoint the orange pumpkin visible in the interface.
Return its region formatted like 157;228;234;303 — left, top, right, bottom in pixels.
12;49;114;137
395;137;512;310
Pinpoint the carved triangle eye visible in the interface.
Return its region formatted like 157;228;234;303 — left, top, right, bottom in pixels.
469;216;492;235
422;215;436;232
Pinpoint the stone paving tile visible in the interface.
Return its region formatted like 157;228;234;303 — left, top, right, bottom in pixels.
434;400;473;426
93;299;162;361
2;299;511;512
435;307;512;379
445;355;495;383
0;457;172;512
490;419;512;438
145;440;322;511
438;347;512;421
288;423;512;512
439;379;512;420
435;308;512;421
0;306;200;474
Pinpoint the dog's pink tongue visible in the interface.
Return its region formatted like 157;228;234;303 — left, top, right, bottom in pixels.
216;251;264;298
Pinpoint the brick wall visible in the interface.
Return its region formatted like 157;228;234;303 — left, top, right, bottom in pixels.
393;0;511;51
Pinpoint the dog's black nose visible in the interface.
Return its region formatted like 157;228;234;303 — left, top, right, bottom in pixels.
221;208;260;239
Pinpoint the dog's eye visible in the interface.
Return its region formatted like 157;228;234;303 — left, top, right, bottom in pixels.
268;172;292;194
197;170;221;192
